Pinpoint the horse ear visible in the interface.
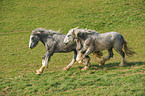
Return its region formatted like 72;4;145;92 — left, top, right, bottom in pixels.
75;31;86;38
74;31;79;37
37;32;41;34
35;32;41;35
33;31;41;35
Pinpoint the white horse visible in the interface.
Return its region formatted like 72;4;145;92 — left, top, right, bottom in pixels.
64;27;135;68
29;28;94;74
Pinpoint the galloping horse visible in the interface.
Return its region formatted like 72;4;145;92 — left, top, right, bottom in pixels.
29;28;92;74
64;27;135;68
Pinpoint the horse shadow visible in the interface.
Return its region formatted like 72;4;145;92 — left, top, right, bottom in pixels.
90;61;145;70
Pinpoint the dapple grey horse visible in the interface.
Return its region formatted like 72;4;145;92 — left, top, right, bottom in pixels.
64;28;103;70
29;28;92;74
64;27;135;68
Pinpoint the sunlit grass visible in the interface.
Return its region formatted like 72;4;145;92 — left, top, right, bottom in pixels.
0;0;145;95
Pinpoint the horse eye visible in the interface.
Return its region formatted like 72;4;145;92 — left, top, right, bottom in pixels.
68;35;71;37
32;37;35;39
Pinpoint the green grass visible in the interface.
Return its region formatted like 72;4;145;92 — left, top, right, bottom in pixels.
0;0;145;95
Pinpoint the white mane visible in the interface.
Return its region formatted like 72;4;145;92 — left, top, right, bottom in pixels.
32;28;62;35
71;27;99;34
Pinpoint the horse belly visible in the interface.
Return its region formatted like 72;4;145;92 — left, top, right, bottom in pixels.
94;40;112;51
55;44;75;52
95;44;107;51
94;32;121;51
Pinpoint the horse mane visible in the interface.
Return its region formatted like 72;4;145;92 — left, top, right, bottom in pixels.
32;28;62;35
73;28;99;35
83;28;98;34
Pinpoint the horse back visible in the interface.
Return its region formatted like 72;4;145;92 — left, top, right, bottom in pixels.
94;32;123;50
52;34;76;52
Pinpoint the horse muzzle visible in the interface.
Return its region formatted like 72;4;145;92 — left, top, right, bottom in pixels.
29;43;35;49
29;46;33;49
29;45;33;49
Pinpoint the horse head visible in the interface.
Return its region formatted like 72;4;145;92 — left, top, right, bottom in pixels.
29;28;62;49
29;29;42;49
63;27;79;45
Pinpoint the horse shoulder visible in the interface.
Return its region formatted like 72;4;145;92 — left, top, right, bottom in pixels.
76;39;83;51
84;38;93;45
45;38;57;50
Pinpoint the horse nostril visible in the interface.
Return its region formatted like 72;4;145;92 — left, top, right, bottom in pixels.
29;46;33;49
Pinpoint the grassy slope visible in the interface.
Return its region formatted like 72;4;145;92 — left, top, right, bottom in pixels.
0;0;145;95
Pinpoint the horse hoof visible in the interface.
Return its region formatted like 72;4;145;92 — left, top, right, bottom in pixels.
99;63;104;66
78;60;82;64
77;58;82;62
119;63;124;67
99;64;102;66
63;67;69;71
81;66;89;71
36;70;41;75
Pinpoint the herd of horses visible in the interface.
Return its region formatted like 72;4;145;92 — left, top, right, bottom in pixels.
29;27;135;74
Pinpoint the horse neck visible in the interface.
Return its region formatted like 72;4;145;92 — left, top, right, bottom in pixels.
75;38;84;50
38;34;48;45
77;37;86;43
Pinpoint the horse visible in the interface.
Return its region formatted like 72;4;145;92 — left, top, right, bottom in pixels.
29;28;92;74
64;27;135;67
64;27;103;70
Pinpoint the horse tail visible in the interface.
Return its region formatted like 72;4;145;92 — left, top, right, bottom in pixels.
123;40;135;56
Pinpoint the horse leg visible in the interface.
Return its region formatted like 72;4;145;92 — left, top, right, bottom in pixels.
115;49;127;66
42;53;48;68
99;48;113;66
36;51;53;74
81;48;93;70
76;46;88;63
76;51;83;64
81;56;91;71
78;41;93;70
63;50;77;71
83;47;93;59
76;38;92;63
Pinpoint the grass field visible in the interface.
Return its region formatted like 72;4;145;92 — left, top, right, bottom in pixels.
0;0;145;95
